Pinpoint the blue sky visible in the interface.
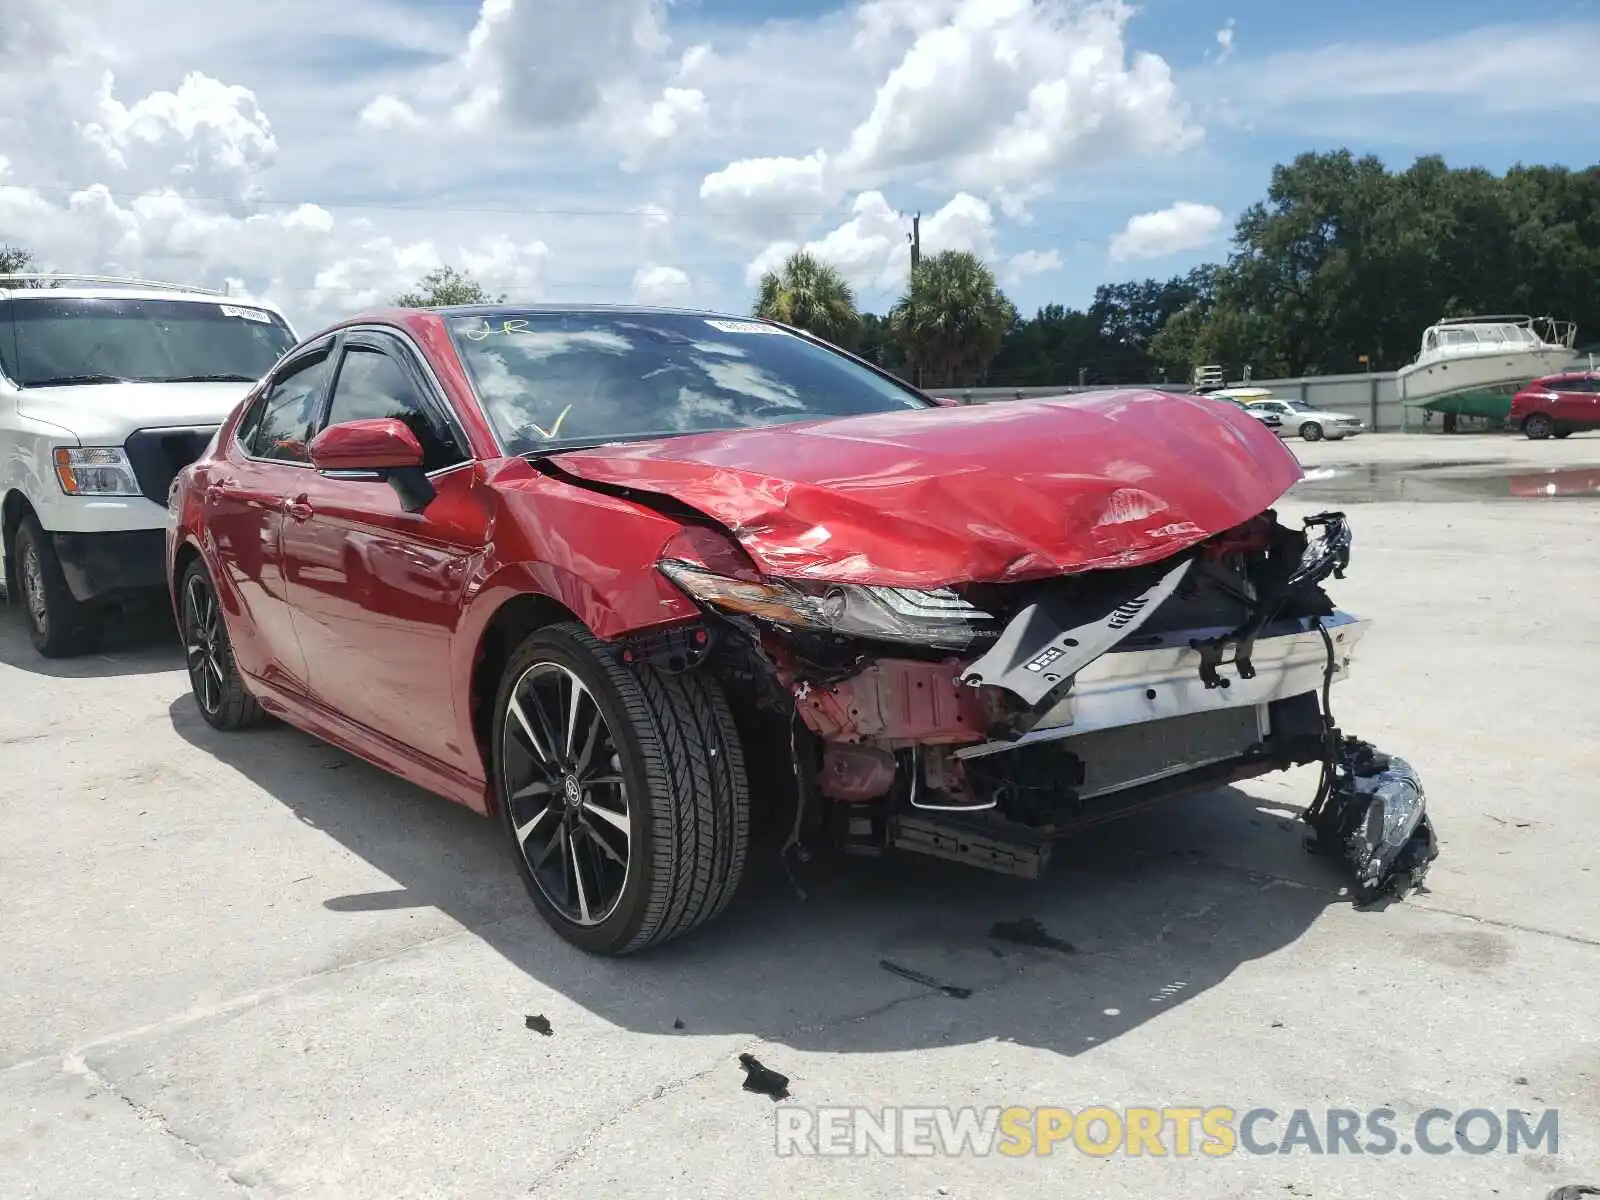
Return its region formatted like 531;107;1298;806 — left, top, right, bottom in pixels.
5;0;1597;327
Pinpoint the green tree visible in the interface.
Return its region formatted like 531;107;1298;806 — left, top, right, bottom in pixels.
855;311;909;378
1;244;37;275
752;251;861;348
393;265;504;308
889;250;1016;388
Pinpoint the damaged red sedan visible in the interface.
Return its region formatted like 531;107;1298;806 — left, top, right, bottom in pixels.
167;305;1437;955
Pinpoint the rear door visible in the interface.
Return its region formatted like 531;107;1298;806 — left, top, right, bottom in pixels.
280;328;488;773
204;340;335;691
1544;376;1587;425
1567;376;1600;429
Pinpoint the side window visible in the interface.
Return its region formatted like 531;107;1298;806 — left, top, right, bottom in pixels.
248;351;331;463
323;343;467;473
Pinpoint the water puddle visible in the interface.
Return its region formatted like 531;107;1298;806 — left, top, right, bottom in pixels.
1290;463;1600;504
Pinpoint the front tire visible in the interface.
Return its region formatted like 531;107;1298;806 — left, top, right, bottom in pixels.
14;516;102;658
493;622;750;956
1523;413;1556;440
1299;421;1324;442
180;558;265;730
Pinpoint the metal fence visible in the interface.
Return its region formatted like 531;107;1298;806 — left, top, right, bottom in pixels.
940;352;1597;433
937;374;1409;430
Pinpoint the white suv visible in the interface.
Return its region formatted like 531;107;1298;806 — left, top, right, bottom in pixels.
1;275;298;657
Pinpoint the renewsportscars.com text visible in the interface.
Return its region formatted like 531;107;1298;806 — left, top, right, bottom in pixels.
774;1105;1560;1158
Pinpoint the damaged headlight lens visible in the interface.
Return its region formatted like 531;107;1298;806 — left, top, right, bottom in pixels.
658;560;998;649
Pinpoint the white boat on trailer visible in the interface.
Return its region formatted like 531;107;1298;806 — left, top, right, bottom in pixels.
1398;314;1578;422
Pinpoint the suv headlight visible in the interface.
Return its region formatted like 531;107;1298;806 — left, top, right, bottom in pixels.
54;447;141;496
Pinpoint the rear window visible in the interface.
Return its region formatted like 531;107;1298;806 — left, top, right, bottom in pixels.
0;296;297;388
445;310;929;455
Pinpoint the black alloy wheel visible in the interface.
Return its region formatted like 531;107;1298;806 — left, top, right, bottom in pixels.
180;559;264;730
493;622;749;956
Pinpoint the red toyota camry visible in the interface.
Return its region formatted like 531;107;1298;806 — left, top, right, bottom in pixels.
166;304;1436;955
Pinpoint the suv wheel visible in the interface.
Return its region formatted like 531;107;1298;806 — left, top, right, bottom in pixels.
1523;413;1557;440
1299;421;1324;442
492;621;750;956
14;516;102;658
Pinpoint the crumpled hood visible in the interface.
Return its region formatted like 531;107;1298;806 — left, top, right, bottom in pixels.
553;389;1305;588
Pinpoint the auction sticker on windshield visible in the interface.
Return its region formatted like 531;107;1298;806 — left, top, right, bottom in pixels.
219;304;272;323
704;319;793;335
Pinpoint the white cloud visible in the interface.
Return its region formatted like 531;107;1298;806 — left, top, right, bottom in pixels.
77;70;277;196
1215;19;1236;61
631;264;692;305
449;0;669;131
699;152;832;240
1210;22;1600;114
745;190;995;294
836;0;1197;189
1108;201;1225;262
993;182;1050;224
621;87;708;168
358;94;423;132
1007;248;1061;280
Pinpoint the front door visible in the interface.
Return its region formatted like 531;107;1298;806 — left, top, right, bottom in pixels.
205;343;334;690
280;331;487;773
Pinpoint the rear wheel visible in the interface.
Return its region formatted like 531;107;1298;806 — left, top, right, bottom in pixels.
1523;413;1556;440
492;622;750;955
1299;422;1324;442
180;558;264;730
14;516;102;658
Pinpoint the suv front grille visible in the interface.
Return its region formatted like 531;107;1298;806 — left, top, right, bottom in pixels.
124;426;218;506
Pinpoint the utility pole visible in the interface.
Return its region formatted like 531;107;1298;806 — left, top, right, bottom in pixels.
907;213;922;387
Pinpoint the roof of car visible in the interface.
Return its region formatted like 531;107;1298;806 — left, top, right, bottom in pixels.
0;275;287;314
338;302;749;325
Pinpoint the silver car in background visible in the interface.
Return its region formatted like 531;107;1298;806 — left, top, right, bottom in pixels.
1245;398;1365;442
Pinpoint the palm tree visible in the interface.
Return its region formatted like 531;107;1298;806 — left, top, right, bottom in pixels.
752;251;860;348
889;250;1017;388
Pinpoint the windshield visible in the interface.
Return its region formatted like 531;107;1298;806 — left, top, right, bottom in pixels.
445;311;930;455
1;296;297;388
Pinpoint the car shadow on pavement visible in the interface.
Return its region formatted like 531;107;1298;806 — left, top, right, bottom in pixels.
167;695;1349;1061
0;602;181;679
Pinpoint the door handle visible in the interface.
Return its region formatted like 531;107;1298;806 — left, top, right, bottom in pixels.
285;496;314;522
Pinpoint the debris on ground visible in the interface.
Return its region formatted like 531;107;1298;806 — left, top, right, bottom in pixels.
879;959;973;999
1304;736;1438;904
1547;1188;1600;1199
524;1014;553;1036
672;1018;685;1030
989;917;1076;954
738;1053;790;1100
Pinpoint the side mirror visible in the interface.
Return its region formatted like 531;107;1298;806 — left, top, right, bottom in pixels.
308;418;436;514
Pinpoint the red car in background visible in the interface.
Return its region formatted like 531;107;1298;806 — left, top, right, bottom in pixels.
1511;371;1600;439
166;304;1434;955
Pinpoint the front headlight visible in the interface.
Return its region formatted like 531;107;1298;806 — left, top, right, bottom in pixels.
54;447;141;497
658;559;998;649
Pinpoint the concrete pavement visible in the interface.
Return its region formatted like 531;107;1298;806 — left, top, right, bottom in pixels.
2;432;1597;1198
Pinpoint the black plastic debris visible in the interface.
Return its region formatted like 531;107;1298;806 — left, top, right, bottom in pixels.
738;1053;790;1100
990;917;1075;954
524;1014;553;1036
672;1018;685;1030
1305;736;1438;904
879;959;973;999
1547;1188;1600;1199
